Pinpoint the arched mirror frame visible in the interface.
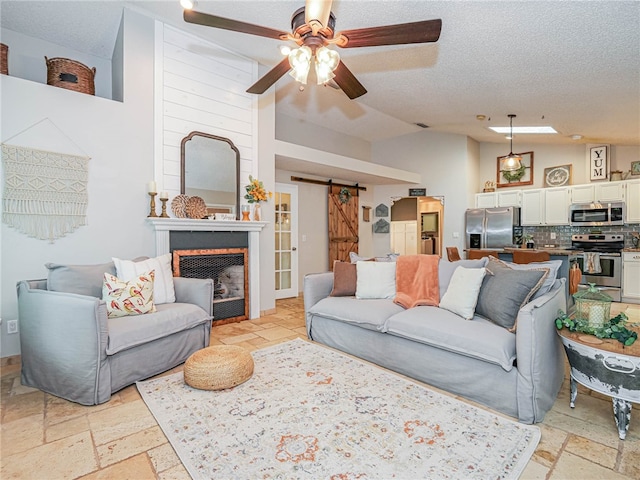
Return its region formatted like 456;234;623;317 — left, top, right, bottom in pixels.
180;131;241;220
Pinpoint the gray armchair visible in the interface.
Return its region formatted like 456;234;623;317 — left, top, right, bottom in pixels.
17;275;213;405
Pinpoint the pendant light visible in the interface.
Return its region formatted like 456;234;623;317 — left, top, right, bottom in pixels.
502;114;522;171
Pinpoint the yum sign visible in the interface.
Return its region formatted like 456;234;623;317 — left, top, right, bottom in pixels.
590;145;609;181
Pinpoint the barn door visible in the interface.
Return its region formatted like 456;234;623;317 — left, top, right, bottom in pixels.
328;185;359;269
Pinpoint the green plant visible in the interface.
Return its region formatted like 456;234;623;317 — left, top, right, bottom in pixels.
555;310;638;346
502;164;526;182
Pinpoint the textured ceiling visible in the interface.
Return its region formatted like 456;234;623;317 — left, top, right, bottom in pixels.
1;0;639;147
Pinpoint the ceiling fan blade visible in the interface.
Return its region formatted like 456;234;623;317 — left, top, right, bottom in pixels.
184;9;288;40
246;57;291;94
305;0;332;28
337;19;442;48
332;60;367;99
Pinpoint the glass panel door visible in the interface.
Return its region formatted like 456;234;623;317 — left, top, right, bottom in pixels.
275;183;298;299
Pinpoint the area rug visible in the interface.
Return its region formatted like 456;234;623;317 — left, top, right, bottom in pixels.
137;339;540;479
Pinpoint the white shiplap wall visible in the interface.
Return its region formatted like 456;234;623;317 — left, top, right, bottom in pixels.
154;22;259;203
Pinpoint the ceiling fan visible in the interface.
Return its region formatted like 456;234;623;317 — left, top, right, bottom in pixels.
183;0;442;99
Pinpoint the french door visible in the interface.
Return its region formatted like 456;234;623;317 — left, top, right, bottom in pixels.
274;183;298;299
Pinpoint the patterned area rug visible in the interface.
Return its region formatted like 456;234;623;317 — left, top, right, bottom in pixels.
137;339;539;479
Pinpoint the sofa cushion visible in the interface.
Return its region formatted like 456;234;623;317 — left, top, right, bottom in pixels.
113;254;175;304
438;258;488;300
103;271;156;318
438;266;486;320
491;256;561;299
106;302;211;355
475;258;548;331
356;261;396;299
330;261;357;297
46;261;116;298
308;296;405;331
383;306;516;371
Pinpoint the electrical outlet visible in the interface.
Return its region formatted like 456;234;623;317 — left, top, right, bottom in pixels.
550;232;557;239
7;319;18;334
453;232;460;238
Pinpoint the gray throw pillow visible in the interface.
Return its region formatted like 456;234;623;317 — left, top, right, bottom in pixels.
46;262;116;298
475;260;548;331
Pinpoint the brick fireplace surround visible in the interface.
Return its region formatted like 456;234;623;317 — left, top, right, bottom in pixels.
147;218;267;319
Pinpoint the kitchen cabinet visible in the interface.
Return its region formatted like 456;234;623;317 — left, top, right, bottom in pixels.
475;191;521;208
626;180;640;223
498;190;521;207
476;193;497;208
622;252;640;303
570;182;626;203
521;189;545;225
544;187;571;225
391;221;418;255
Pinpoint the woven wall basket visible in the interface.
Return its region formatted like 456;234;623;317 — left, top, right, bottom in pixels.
45;56;96;95
0;43;8;75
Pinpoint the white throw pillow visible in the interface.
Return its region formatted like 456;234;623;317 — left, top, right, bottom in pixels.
113;254;175;304
355;261;396;299
439;266;487;320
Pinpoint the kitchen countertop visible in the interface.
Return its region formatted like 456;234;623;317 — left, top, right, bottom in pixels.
623;248;640;252
502;247;582;256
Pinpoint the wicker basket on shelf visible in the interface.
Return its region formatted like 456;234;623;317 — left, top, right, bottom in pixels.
45;56;96;95
1;43;8;75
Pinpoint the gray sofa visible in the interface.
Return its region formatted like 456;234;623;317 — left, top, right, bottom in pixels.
17;262;213;405
304;258;567;424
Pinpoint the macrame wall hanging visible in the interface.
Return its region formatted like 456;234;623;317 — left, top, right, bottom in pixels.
2;119;90;242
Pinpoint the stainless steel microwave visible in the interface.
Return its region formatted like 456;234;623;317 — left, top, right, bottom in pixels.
569;202;625;226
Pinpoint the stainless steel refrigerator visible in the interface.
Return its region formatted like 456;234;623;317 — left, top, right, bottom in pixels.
465;207;521;249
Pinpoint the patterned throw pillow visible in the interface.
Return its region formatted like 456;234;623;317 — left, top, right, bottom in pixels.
103;271;156;318
112;254;175;304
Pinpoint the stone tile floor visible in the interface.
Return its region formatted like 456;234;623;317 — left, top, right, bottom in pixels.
1;296;638;479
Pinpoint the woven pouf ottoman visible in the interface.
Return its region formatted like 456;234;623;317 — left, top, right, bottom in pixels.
184;345;254;391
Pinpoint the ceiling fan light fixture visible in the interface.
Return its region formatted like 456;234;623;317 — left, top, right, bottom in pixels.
314;46;340;85
502;114;522;172
179;0;196;10
288;45;312;84
315;61;335;85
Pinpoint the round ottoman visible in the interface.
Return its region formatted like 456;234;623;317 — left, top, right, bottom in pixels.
184;345;254;391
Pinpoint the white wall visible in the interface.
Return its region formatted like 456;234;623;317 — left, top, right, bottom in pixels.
0;9;155;357
371;130;477;256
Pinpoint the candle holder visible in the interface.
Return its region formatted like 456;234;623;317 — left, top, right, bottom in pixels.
159;196;169;218
147;192;158;218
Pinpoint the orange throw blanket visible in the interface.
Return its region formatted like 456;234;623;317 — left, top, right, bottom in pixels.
394;255;440;309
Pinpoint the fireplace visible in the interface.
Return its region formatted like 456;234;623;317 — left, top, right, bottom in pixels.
173;248;248;323
147;218;267;319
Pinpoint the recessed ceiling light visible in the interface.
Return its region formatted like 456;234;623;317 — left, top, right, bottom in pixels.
180;0;196;10
489;126;558;134
570;134;583;140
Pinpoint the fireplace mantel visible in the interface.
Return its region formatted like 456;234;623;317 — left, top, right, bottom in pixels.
147;218;267;319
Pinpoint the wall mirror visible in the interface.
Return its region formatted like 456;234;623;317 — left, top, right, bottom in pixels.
181;131;240;218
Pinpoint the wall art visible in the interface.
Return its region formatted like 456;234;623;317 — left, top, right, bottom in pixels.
496;151;534;188
543;164;572;187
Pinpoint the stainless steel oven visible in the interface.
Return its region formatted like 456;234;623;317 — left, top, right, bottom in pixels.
571;234;624;302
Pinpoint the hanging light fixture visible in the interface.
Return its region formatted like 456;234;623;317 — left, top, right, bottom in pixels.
288;46;312;84
314;46;340;85
502;114;522;171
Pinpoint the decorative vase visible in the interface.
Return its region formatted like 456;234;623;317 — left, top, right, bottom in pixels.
253;203;261;221
241;205;250;221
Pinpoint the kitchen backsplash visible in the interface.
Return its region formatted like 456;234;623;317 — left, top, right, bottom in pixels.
523;225;640;249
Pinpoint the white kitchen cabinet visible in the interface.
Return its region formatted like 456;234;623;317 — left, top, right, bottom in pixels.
497;190;521;207
570;181;625;203
625;179;640;223
521;189;545;225
622;252;640;303
544;187;571;225
390;221;418;255
475;193;497;208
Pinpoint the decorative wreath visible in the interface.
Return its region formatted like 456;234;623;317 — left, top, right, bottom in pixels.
338;187;352;204
502;164;526;182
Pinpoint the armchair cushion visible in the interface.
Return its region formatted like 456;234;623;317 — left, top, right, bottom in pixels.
46;261;116;298
105;302;211;355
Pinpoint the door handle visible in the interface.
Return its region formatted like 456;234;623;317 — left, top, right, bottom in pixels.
292;247;297;251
